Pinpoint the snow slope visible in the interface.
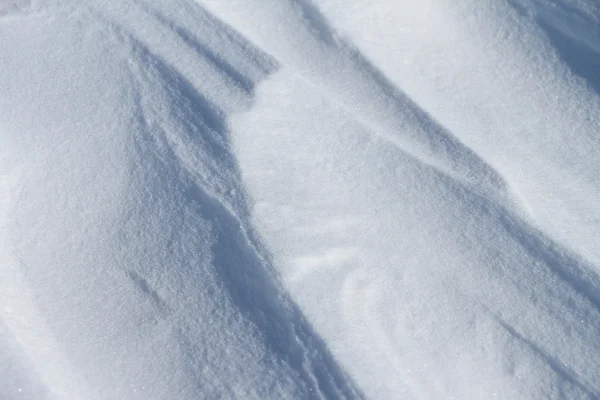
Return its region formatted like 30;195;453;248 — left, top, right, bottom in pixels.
1;0;600;399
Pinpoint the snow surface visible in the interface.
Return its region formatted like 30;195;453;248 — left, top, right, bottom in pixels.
1;0;600;398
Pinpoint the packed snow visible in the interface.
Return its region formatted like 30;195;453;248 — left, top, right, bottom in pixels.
1;0;600;398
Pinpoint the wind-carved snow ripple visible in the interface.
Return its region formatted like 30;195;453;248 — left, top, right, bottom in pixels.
203;0;527;215
94;2;363;398
233;69;600;398
206;1;600;397
291;3;600;396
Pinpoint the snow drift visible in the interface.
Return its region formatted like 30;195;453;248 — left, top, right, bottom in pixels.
1;0;600;399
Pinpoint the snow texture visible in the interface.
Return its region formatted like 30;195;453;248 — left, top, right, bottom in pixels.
1;0;600;399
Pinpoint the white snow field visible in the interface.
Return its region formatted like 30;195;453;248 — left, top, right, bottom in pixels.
2;0;600;398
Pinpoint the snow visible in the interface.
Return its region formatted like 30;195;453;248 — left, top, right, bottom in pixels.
1;0;600;399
